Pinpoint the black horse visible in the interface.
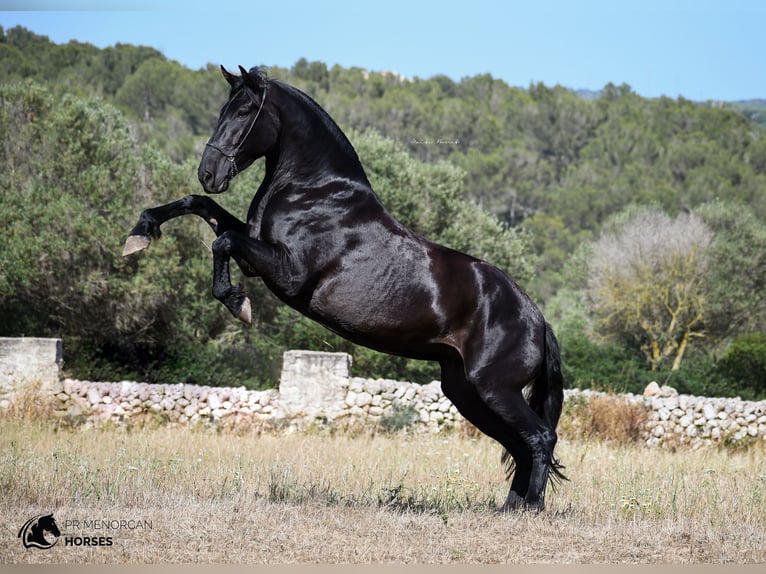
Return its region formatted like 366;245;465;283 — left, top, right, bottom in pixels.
123;65;565;511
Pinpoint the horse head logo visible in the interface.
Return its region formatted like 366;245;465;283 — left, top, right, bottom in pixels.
18;513;61;549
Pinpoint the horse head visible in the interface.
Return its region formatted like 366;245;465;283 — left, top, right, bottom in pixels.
198;65;276;194
36;514;61;539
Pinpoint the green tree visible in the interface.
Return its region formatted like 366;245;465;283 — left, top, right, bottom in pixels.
0;82;193;345
696;201;766;340
115;57;181;121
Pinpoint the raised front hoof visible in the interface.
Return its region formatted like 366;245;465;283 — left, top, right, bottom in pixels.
236;297;252;326
501;492;545;513
122;235;151;257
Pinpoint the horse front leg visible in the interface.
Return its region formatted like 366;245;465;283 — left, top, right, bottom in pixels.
122;194;248;256
210;230;290;325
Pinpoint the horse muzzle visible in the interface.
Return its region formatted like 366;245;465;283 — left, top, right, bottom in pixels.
199;170;230;194
198;151;235;194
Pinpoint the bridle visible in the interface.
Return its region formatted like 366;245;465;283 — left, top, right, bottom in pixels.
205;84;268;179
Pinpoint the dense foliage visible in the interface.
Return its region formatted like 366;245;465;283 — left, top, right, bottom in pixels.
2;26;765;398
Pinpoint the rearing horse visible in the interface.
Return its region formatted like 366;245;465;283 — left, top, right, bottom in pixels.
123;65;565;511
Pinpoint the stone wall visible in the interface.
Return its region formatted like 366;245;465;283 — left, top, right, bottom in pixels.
2;341;765;448
0;337;63;409
49;352;463;433
54;378;281;430
622;384;766;448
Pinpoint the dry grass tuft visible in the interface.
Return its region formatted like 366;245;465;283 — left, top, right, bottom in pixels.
560;392;648;444
0;380;57;421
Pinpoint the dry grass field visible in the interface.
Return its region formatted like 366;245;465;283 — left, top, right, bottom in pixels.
1;410;765;564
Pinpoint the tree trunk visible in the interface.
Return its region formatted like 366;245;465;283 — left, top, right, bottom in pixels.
672;332;690;371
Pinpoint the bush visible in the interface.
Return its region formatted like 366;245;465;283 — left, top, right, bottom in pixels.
560;393;648;444
378;404;419;433
647;355;723;398
559;330;645;393
561;335;762;400
63;336;281;390
556;312;764;399
716;333;766;399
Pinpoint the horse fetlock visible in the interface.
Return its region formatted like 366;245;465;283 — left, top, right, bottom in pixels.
214;283;252;325
528;427;557;455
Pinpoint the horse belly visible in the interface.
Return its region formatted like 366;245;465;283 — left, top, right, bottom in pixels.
307;251;444;350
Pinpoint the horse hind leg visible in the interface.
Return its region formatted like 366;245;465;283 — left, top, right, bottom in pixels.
456;343;558;511
501;443;533;511
490;388;558;511
439;357;535;511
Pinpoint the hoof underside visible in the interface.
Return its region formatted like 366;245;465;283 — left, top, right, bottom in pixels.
122;235;151;257
237;297;252;325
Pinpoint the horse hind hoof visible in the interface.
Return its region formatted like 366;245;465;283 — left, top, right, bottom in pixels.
237;297;252;325
501;492;526;513
122;235;151;256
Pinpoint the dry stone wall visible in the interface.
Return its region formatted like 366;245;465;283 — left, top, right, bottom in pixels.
0;337;63;409
54;378;280;430
636;383;766;448
50;357;463;433
2;341;766;448
566;385;766;448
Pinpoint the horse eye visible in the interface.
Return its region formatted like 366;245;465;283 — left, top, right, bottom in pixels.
237;107;250;117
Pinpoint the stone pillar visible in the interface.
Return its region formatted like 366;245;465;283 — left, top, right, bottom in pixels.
278;350;351;420
0;337;63;407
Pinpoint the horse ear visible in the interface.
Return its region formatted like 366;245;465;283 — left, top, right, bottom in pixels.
238;65;262;92
220;65;239;88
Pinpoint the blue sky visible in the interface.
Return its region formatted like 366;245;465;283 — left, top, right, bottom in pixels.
1;0;764;101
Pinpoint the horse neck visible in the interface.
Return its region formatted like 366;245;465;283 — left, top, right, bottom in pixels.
267;83;370;188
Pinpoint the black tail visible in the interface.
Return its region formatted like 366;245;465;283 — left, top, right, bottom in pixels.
504;322;567;484
538;322;565;431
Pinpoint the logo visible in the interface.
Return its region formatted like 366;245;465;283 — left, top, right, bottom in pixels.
18;512;152;550
18;514;61;550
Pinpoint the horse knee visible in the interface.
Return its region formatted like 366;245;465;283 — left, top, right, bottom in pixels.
211;230;234;255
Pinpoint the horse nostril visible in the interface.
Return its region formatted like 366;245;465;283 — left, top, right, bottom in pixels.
202;170;214;186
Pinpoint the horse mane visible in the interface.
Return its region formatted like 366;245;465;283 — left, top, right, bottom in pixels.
259;70;370;185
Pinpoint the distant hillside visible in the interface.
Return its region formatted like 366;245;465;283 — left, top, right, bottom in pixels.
726;100;766;129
